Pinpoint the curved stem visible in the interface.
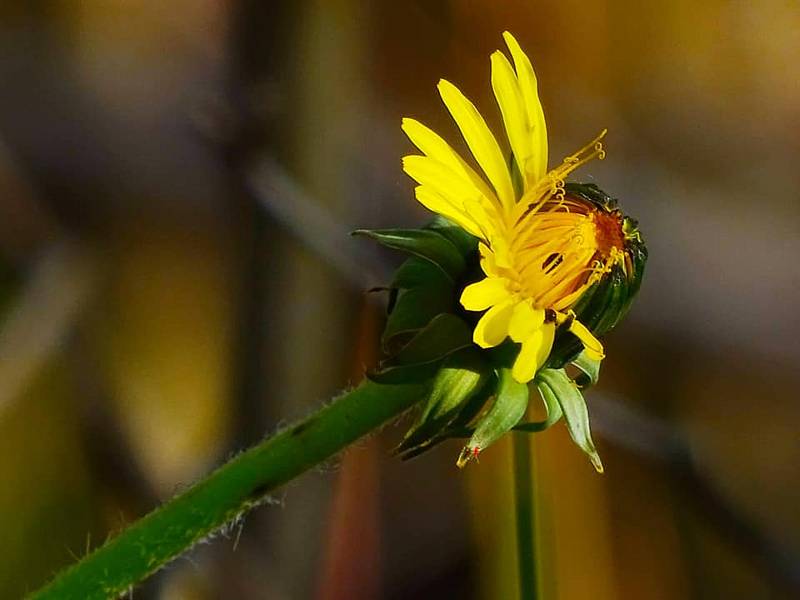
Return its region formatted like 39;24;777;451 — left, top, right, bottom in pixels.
513;432;539;600
29;381;426;600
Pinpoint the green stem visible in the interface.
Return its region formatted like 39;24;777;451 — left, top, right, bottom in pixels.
29;381;426;600
513;432;538;600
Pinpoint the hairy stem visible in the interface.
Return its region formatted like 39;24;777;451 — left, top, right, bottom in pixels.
29;381;426;600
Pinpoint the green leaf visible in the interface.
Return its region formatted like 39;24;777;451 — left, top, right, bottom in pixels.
353;228;465;280
425;216;479;259
397;381;495;460
382;279;453;350
593;267;631;335
535;368;603;473
366;360;443;385
391;256;452;290
571;349;601;389
514;382;563;432
391;313;473;366
457;368;529;467
371;314;473;385
396;349;490;454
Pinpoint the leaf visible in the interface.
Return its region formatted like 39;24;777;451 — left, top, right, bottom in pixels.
457;368;529;467
425;216;479;259
514;381;563;432
396;349;490;454
391;256;452;290
535;368;603;473
397;381;495;460
382;285;453;350
593;266;631;335
371;314;474;385
391;313;473;366
353;228;465;280
571;349;601;389
366;360;442;385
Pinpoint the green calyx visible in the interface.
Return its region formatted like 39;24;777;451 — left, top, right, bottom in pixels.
356;184;646;470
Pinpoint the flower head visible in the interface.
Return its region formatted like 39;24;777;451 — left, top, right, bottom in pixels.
359;31;646;470
401;32;636;383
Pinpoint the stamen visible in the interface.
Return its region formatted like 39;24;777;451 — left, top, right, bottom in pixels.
517;235;574;277
549;129;608;183
554;179;566;201
542;253;563;274
569;129;608;163
535;250;596;307
552;282;593;311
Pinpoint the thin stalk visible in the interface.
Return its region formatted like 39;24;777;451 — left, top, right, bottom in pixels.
512;432;538;600
29;381;426;600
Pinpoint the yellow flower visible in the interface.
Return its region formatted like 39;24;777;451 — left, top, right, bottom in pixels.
402;31;627;383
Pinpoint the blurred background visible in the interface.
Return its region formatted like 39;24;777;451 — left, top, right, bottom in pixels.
1;1;798;598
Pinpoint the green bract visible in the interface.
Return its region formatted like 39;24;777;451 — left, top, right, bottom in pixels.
356;187;647;471
545;183;648;369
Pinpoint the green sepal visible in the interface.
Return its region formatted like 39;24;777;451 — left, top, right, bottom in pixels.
369;313;473;384
535;368;603;473
405;367;500;453
391;313;472;365
615;239;647;323
426;216;479;259
353;228;465;280
514;382;563;432
397;381;495;461
366;360;443;385
382;257;454;350
395;348;490;455
593;267;632;334
486;339;521;370
571;349;601;389
457;368;529;467
391;255;452;289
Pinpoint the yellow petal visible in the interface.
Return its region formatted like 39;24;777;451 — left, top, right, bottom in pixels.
437;79;516;210
478;242;502;278
507;300;545;342
403;155;483;207
413;186;484;239
511;322;555;383
401;117;499;210
568;319;605;361
490;51;533;187
403;155;499;241
502;32;547;182
460;277;510;311
473;300;515;348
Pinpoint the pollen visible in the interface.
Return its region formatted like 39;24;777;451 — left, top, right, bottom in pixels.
592;209;625;257
506;199;623;312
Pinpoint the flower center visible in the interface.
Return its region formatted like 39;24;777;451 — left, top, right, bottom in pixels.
591;210;625;257
506;200;625;312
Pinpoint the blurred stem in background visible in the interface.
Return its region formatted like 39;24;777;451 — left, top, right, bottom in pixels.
513;432;539;600
316;304;384;600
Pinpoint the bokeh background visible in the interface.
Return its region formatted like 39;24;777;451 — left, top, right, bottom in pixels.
1;1;799;599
